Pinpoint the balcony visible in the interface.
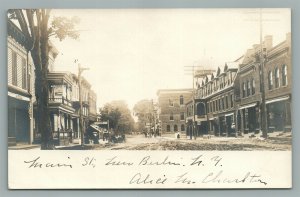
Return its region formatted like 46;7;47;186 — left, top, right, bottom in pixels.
49;97;73;107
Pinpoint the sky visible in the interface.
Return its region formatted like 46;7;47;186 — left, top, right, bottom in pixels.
50;9;291;111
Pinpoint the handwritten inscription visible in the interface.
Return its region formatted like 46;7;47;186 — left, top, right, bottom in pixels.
24;156;73;168
129;173;167;184
22;154;268;186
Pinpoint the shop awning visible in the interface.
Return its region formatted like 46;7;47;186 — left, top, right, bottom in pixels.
266;96;290;104
225;113;234;117
239;103;256;110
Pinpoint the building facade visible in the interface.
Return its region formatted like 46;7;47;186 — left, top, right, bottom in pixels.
236;34;292;135
157;89;193;134
264;33;292;132
7;20;34;146
186;64;239;137
186;33;292;138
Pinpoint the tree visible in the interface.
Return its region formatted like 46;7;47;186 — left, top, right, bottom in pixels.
8;9;80;149
100;101;135;134
133;99;154;132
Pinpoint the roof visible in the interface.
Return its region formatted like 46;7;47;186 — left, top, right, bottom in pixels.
157;88;193;95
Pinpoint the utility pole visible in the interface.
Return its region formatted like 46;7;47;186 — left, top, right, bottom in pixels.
242;9;280;139
259;9;268;139
78;63;90;146
184;63;203;140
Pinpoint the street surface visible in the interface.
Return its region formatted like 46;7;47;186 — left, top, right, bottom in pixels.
59;131;291;151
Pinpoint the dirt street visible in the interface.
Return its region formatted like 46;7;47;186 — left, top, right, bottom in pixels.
59;131;291;151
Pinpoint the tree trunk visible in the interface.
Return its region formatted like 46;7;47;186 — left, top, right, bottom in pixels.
31;11;54;150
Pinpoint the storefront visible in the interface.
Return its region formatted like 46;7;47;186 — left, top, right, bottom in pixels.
266;96;291;132
238;103;260;134
8;93;31;145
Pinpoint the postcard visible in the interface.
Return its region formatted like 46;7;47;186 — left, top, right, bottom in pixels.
7;8;292;189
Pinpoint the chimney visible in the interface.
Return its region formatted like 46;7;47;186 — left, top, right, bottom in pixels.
264;35;273;50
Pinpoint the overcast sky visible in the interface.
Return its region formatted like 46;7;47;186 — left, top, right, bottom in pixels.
50;9;291;110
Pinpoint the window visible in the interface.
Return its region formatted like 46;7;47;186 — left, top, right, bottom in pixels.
218;99;221;111
251;78;255;95
275;67;280;88
167;125;170;132
207;102;210;113
181;124;185;131
210;102;213;113
282;65;287;86
225;96;228;109
28;64;31;92
180;112;184;120
180;95;184;105
196;103;206;116
247;80;251;96
174;125;178;132
169;99;174;106
22;58;27;89
12;52;17;86
242;82;246;97
268;71;273;90
222;97;225;110
170;113;174;121
230;94;234;108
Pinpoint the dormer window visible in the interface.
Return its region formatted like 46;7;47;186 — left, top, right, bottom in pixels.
180;95;184;105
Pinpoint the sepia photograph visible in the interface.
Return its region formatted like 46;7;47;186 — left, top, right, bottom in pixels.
7;8;292;189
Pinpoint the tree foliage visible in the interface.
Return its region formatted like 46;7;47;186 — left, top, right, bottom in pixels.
100;100;135;134
133;99;154;132
8;9;80;149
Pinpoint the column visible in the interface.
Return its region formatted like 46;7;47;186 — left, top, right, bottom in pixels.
77;118;80;139
235;111;238;137
240;109;244;135
28;102;34;144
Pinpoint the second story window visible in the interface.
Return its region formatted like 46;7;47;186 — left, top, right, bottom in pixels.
242;82;246;98
180;95;184;105
268;71;273;90
225;96;228;109
22;58;27;89
247;80;251;96
275;67;280;88
180;112;184;120
170;113;174;121
230;94;234;108
282;64;288;86
12;52;18;86
251;78;255;95
28;64;31;93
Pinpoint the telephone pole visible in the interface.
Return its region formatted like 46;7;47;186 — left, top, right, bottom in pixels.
259;9;268;138
78;63;90;146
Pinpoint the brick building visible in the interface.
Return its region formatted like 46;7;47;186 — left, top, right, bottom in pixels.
186;63;239;137
264;33;292;132
236;33;292;135
157;89;193;134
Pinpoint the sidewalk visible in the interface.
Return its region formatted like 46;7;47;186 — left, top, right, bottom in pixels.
8;144;40;150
